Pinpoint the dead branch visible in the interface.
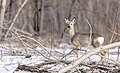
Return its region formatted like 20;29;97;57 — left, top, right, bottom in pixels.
15;65;48;72
85;18;92;47
19;35;59;60
0;26;32;36
59;42;120;73
4;0;28;38
106;26;120;36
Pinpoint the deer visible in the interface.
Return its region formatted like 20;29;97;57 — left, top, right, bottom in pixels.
64;17;106;58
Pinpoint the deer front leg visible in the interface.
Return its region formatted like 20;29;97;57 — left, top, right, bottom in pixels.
75;46;81;58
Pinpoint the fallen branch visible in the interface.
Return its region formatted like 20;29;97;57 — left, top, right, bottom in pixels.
59;42;120;73
15;65;48;72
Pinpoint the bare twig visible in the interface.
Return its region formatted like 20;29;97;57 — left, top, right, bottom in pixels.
19;35;59;60
0;48;2;59
109;24;116;44
106;26;120;36
108;24;116;64
0;25;32;36
40;0;44;35
4;0;28;38
60;49;74;60
85;18;92;47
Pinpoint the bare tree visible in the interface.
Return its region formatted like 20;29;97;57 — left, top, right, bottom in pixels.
0;0;7;39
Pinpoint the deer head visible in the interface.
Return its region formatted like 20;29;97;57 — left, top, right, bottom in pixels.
64;17;76;38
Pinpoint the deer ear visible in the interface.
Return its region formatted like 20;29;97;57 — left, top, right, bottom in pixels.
71;17;75;24
64;17;69;23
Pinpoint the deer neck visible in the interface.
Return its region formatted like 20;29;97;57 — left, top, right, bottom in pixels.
69;27;75;38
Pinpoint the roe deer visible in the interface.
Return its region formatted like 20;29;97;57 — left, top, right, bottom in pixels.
65;17;106;58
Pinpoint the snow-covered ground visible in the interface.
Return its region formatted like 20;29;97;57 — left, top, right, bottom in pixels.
0;56;45;73
0;43;119;73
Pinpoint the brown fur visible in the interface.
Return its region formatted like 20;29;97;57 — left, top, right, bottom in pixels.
65;18;106;57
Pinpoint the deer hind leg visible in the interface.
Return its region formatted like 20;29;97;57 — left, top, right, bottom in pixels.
95;48;107;67
99;50;107;63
